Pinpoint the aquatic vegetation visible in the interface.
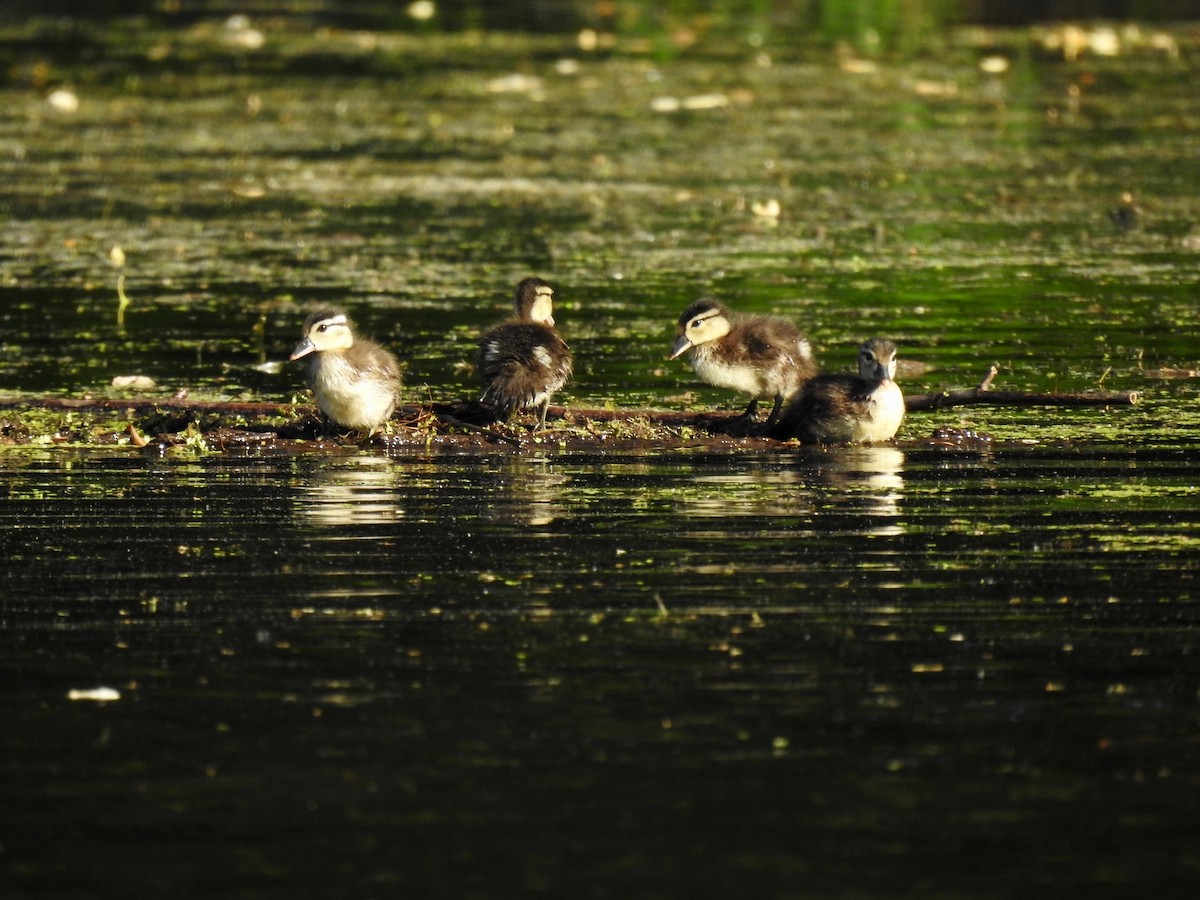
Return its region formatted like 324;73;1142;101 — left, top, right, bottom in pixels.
1;14;1198;900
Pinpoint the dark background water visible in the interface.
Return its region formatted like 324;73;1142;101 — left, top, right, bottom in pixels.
3;445;1199;898
2;5;1200;899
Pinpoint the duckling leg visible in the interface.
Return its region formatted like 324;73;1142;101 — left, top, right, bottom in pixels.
739;398;760;421
534;398;550;431
763;393;784;427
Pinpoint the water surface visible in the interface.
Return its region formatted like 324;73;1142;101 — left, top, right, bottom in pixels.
2;10;1199;900
3;444;1199;897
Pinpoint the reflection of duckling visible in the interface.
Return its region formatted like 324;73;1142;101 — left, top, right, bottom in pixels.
669;298;818;425
773;338;904;444
477;277;573;430
290;309;402;436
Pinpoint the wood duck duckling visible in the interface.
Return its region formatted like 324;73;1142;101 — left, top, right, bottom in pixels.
477;277;573;430
772;338;904;444
289;309;402;436
669;298;818;426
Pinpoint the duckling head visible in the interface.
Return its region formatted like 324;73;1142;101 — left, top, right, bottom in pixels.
290;310;355;360
514;277;556;326
858;338;898;381
670;298;731;359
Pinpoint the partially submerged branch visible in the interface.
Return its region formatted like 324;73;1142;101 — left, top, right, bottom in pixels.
904;364;1139;412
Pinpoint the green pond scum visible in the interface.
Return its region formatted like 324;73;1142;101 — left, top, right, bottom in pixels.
1;7;1199;900
0;14;1197;413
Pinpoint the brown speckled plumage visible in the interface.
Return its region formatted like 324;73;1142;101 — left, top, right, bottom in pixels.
477;278;572;429
773;338;904;444
670;298;818;424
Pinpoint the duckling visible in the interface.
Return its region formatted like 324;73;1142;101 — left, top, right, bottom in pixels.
773;338;904;444
669;298;818;426
477;277;573;430
289;309;402;436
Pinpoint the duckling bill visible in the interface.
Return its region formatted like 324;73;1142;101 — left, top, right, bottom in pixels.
772;338;904;444
477;277;573;430
670;298;818;425
290;309;402;436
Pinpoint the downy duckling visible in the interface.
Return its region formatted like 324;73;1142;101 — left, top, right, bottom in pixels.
669;298;818;426
477;277;573;430
290;309;402;436
772;337;904;444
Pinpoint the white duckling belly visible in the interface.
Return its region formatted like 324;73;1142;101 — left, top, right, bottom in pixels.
692;348;774;399
852;380;905;442
311;355;396;431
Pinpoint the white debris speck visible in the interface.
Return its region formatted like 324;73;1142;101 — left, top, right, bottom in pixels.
751;199;781;219
407;1;436;21
47;89;79;113
111;375;158;390
485;73;543;94
681;93;728;110
224;16;265;50
68;687;121;702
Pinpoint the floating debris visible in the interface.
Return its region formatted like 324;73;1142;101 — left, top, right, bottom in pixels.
485;74;543;94
913;80;957;97
68;687;121;702
224;15;265;50
111;375;158;391
839;58;879;75
750;199;781;219
407;1;436;21
1143;368;1199;379
126;422;150;447
651;93;728;113
46;89;79;113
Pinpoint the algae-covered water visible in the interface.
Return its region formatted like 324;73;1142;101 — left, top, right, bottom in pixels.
1;8;1199;899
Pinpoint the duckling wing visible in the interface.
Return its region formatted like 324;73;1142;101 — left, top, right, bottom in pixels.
478;322;572;415
732;318;819;386
781;375;903;444
353;342;404;391
777;374;863;443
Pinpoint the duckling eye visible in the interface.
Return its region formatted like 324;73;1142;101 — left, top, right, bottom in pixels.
690;318;702;329
317;324;328;333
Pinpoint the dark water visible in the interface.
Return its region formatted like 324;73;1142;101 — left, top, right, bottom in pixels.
3;444;1200;898
2;9;1200;900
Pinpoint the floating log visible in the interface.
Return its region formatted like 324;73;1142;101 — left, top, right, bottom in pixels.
0;363;1142;449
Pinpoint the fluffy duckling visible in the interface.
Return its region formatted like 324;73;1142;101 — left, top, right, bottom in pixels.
477;277;573;430
669;298;818;425
772;338;904;444
290;309;402;436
